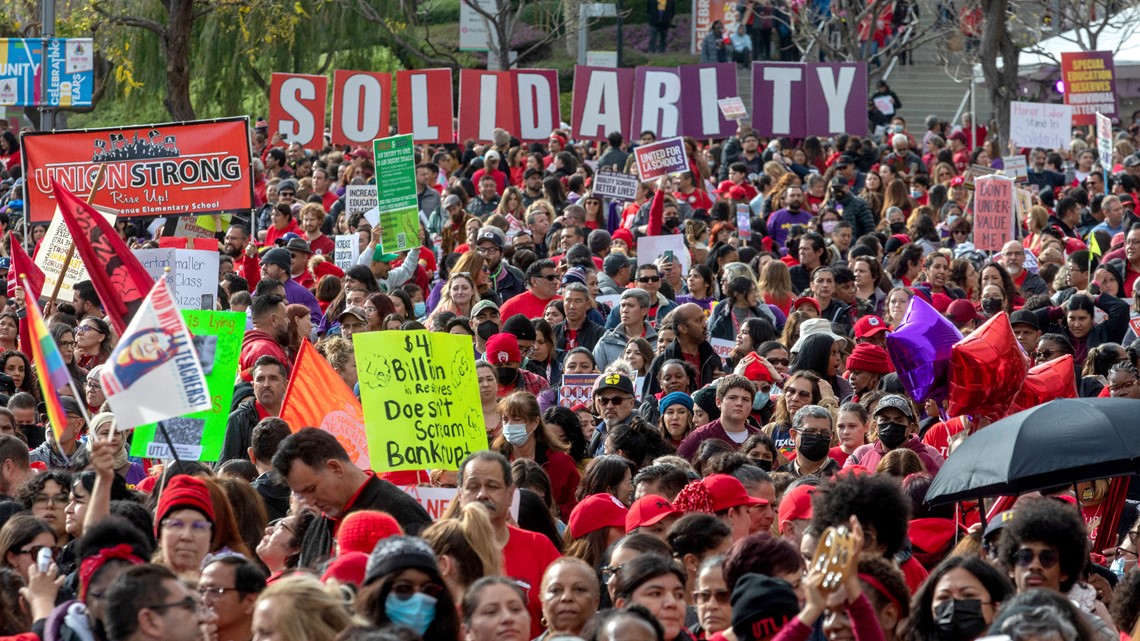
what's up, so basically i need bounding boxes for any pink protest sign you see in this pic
[634,137,689,180]
[973,176,1015,251]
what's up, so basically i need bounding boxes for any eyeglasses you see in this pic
[198,586,240,599]
[278,191,296,198]
[601,564,624,583]
[146,596,204,616]
[476,245,500,255]
[390,581,445,599]
[58,340,77,348]
[693,589,731,605]
[1012,547,1059,569]
[799,429,831,439]
[786,388,814,399]
[596,396,631,406]
[766,357,790,367]
[1033,349,1059,360]
[637,276,661,283]
[18,544,60,559]
[33,493,69,507]
[163,519,212,534]
[1110,380,1137,394]
[268,518,296,536]
[538,274,559,282]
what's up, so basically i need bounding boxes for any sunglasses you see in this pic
[595,396,631,406]
[766,357,790,366]
[1012,547,1059,569]
[637,276,661,283]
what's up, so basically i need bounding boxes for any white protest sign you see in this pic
[35,205,118,302]
[710,338,735,362]
[637,234,690,277]
[400,486,459,520]
[458,0,498,51]
[717,97,748,121]
[1097,112,1113,171]
[1009,101,1073,150]
[345,185,378,215]
[334,234,359,271]
[873,95,895,115]
[596,294,621,310]
[1002,155,1028,183]
[592,170,641,201]
[133,248,220,310]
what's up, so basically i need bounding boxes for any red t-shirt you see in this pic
[1125,263,1140,298]
[503,525,561,639]
[922,416,968,458]
[307,234,336,257]
[500,291,561,320]
[682,351,703,388]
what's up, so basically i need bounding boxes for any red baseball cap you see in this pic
[945,299,982,326]
[792,297,821,314]
[569,493,629,538]
[626,494,681,533]
[701,475,768,513]
[777,484,815,528]
[742,353,774,384]
[853,315,889,339]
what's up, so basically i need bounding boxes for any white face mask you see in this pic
[503,423,529,446]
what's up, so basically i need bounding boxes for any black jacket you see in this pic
[219,398,259,464]
[837,193,876,239]
[299,474,432,568]
[252,471,291,522]
[554,319,607,352]
[708,301,776,342]
[643,339,723,398]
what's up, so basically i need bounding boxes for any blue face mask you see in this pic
[413,302,427,318]
[385,592,437,636]
[753,389,770,411]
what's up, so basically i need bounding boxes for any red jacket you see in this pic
[240,330,290,381]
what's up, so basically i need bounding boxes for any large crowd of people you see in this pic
[0,108,1139,641]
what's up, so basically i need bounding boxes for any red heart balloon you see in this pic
[1009,354,1078,414]
[947,312,1029,418]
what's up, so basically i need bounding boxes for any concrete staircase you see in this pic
[734,10,994,135]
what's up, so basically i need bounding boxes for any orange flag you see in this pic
[280,340,370,470]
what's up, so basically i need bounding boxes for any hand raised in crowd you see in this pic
[20,559,64,622]
[90,437,119,481]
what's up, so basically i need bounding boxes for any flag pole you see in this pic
[45,164,106,313]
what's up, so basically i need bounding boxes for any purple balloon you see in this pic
[885,296,963,403]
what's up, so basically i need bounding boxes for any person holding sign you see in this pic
[271,427,432,567]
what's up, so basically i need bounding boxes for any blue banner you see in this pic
[0,38,93,107]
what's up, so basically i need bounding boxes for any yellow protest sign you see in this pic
[354,331,487,471]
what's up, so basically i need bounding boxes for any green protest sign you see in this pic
[355,331,487,472]
[372,134,420,254]
[129,310,243,461]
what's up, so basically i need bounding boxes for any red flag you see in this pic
[50,180,153,335]
[7,233,44,299]
[8,232,46,355]
[279,340,371,470]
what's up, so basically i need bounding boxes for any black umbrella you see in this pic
[926,397,1140,505]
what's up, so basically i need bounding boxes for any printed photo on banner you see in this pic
[101,279,211,431]
[130,310,242,461]
[356,331,486,472]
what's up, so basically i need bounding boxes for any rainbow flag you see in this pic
[22,276,76,442]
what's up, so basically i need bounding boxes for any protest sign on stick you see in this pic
[372,134,420,254]
[973,175,1015,252]
[356,331,487,472]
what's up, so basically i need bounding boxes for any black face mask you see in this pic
[495,366,518,386]
[981,298,1003,315]
[889,221,907,234]
[664,218,680,231]
[797,431,830,462]
[754,458,774,472]
[877,421,908,450]
[933,599,988,641]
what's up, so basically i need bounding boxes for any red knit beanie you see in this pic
[155,475,215,534]
[845,343,894,375]
[336,510,404,555]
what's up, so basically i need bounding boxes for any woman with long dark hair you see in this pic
[710,276,771,341]
[790,332,852,401]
